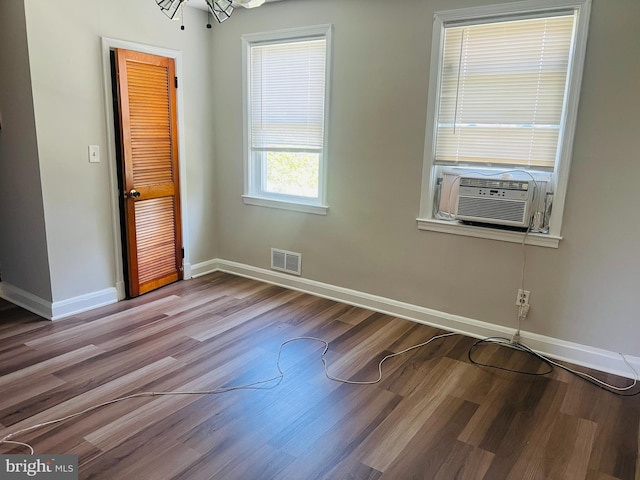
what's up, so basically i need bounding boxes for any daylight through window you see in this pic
[418,0,591,247]
[243,25,331,214]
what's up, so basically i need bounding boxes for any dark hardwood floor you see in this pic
[0,272,638,479]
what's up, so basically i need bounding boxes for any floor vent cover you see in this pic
[271,248,301,276]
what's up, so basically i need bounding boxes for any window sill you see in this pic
[416,218,561,248]
[242,195,329,215]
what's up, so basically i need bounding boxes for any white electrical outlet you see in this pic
[516,289,530,306]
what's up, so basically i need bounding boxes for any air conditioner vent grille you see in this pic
[457,196,526,223]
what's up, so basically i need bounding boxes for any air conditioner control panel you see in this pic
[459,186,531,201]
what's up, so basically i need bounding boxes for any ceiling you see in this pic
[187,0,212,10]
[188,0,284,11]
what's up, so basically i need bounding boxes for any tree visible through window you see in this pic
[242,25,332,213]
[265,152,319,198]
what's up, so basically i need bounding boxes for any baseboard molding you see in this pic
[0,282,118,321]
[4,262,637,379]
[190,259,221,278]
[0,282,53,319]
[50,287,119,320]
[206,258,639,380]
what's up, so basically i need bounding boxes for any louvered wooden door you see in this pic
[115,49,183,297]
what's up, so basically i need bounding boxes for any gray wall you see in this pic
[210,0,640,355]
[0,0,52,301]
[20,0,218,302]
[1,0,637,357]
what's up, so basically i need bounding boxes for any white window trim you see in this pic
[241,24,333,216]
[241,195,329,215]
[417,0,591,248]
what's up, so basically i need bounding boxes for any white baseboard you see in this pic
[4,262,637,379]
[190,259,221,278]
[51,287,119,320]
[205,258,640,380]
[0,282,53,319]
[0,282,118,321]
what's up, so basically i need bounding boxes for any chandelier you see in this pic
[156,0,265,26]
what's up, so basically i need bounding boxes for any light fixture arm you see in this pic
[155,0,266,27]
[234,0,266,8]
[206,0,234,23]
[155,0,185,20]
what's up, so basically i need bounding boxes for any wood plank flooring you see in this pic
[0,272,638,479]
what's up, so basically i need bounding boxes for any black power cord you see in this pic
[468,337,553,375]
[468,337,640,397]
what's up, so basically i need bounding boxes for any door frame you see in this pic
[101,37,191,300]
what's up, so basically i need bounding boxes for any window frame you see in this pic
[417,0,591,248]
[241,24,333,215]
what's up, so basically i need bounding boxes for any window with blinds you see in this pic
[250,38,326,153]
[243,25,331,212]
[418,0,591,244]
[435,13,576,169]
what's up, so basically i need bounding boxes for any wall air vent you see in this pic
[271,248,301,276]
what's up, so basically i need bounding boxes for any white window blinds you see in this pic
[250,37,327,152]
[435,13,576,169]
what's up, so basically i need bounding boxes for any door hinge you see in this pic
[181,247,184,259]
[175,76,178,88]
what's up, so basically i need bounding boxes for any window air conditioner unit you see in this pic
[455,176,535,228]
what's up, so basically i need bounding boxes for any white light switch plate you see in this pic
[89,145,100,163]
